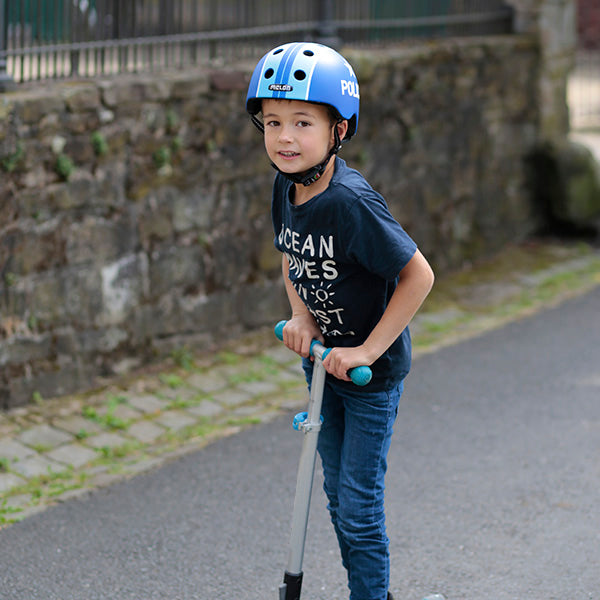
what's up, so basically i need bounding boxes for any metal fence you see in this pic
[0,0,514,85]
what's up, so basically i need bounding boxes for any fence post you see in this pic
[316,0,340,49]
[0,0,15,90]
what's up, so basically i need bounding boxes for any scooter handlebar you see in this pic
[274,320,372,387]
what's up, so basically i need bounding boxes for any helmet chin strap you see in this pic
[251,115,344,187]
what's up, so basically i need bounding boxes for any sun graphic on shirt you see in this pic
[310,282,335,308]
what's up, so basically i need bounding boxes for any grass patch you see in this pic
[159,373,185,389]
[226,356,282,385]
[0,501,24,526]
[82,395,131,430]
[96,441,143,460]
[216,351,241,366]
[412,242,600,353]
[3,468,89,508]
[171,347,195,371]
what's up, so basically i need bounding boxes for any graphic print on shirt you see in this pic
[278,224,356,338]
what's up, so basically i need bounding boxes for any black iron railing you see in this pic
[0,0,514,85]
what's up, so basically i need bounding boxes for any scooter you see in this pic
[274,320,447,600]
[274,320,371,600]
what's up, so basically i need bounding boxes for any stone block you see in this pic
[7,362,95,410]
[99,78,171,108]
[0,439,36,461]
[99,254,149,326]
[12,90,65,124]
[45,443,97,468]
[6,220,66,275]
[11,455,65,478]
[65,216,137,266]
[211,233,254,290]
[138,195,175,246]
[0,473,26,493]
[185,400,224,418]
[148,246,204,299]
[209,69,250,91]
[170,72,210,99]
[127,421,166,444]
[236,380,279,398]
[52,415,103,436]
[211,389,252,407]
[62,83,101,112]
[128,394,170,414]
[0,334,53,367]
[186,372,228,394]
[19,424,74,449]
[85,432,130,450]
[237,280,288,329]
[172,186,217,232]
[154,410,196,431]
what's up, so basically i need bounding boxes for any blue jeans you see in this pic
[304,361,403,600]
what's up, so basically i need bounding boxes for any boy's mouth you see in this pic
[279,151,299,158]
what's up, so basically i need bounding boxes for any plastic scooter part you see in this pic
[293,412,324,431]
[274,320,372,386]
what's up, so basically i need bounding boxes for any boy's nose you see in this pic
[278,124,294,142]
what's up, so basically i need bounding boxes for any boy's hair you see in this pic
[258,98,343,129]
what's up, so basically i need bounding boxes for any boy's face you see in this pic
[261,99,341,176]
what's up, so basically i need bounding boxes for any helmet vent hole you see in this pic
[264,68,274,78]
[273,48,284,55]
[303,50,314,57]
[294,70,306,81]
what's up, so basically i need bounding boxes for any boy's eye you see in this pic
[297,120,311,128]
[265,119,279,127]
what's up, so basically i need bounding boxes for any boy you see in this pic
[246,42,435,600]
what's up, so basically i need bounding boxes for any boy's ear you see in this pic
[336,119,349,141]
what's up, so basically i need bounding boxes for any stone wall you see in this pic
[1,35,546,409]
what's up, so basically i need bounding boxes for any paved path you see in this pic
[0,284,599,600]
[1,242,599,524]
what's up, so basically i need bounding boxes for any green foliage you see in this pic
[82,395,130,430]
[0,501,23,526]
[1,142,24,172]
[4,272,17,287]
[159,373,184,388]
[171,136,183,153]
[153,145,172,169]
[165,108,179,132]
[171,346,195,371]
[90,131,109,156]
[55,154,75,180]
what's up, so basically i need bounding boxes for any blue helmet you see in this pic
[246,41,360,140]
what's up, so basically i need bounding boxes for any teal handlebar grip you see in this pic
[274,320,287,342]
[274,320,372,386]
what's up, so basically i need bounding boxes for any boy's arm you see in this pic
[323,249,435,382]
[280,254,324,358]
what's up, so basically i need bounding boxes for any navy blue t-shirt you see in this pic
[272,157,417,391]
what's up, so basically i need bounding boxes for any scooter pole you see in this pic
[274,321,372,600]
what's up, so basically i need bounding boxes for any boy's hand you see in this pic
[323,345,374,382]
[282,314,324,358]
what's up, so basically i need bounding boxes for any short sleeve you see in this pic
[344,194,417,280]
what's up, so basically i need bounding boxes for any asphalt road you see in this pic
[1,287,599,600]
